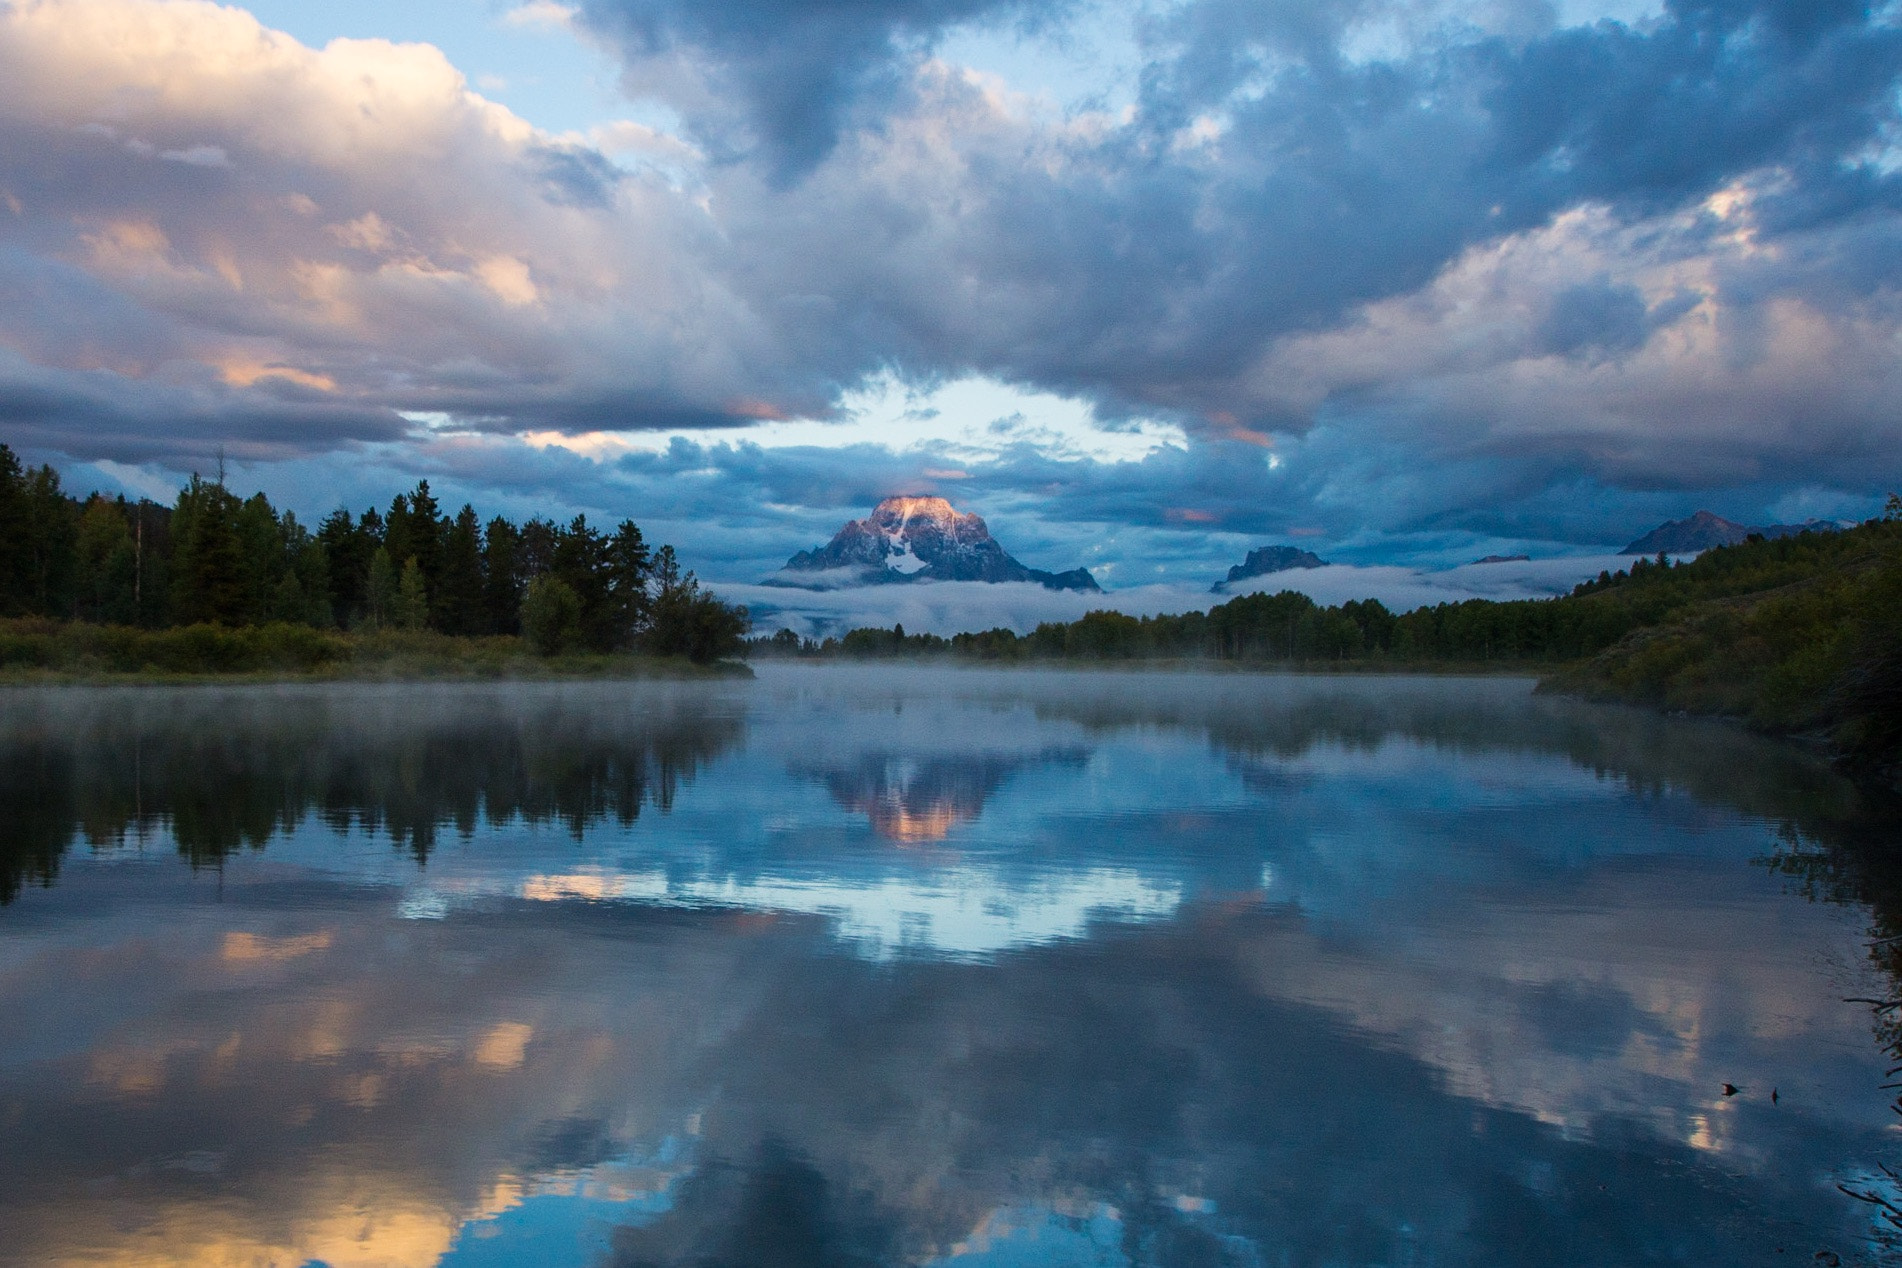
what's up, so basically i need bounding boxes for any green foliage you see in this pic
[758,517,1902,772]
[483,517,523,636]
[835,623,950,657]
[436,504,486,635]
[0,619,347,674]
[394,557,430,631]
[644,551,749,663]
[171,476,247,626]
[0,445,743,666]
[74,496,139,625]
[366,547,399,629]
[1547,518,1902,772]
[522,574,583,655]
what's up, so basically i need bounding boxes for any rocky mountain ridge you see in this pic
[1212,545,1329,593]
[1622,510,1845,554]
[769,497,1100,592]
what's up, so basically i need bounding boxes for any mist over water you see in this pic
[2,668,1900,1265]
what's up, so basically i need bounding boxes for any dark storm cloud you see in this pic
[5,0,1902,559]
[1481,0,1898,211]
[576,0,1047,178]
[713,0,1902,433]
[0,349,410,466]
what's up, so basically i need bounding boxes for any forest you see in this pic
[752,506,1902,776]
[0,444,748,664]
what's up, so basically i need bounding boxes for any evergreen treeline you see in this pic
[752,514,1898,666]
[0,445,746,662]
[751,507,1902,774]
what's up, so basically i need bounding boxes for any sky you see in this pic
[2,0,1901,615]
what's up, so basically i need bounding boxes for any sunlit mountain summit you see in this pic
[765,496,1100,591]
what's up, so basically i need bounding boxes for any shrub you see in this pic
[521,575,583,655]
[646,576,748,663]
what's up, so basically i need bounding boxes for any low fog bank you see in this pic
[724,555,1633,638]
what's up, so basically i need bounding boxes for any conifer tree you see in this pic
[318,508,375,626]
[172,477,247,626]
[75,497,138,625]
[366,547,398,629]
[606,519,652,646]
[482,517,523,636]
[394,557,429,631]
[437,505,485,635]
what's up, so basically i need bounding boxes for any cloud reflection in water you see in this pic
[0,669,1898,1266]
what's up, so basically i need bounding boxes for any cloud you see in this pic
[576,0,1047,179]
[725,552,1628,637]
[2,0,1901,561]
[0,0,831,461]
[504,2,578,30]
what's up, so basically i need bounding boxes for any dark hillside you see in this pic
[1547,508,1902,781]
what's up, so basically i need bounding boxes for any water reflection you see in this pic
[1,668,1899,1267]
[0,683,745,896]
[808,751,1087,843]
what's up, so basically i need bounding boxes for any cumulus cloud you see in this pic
[0,0,829,464]
[2,0,1901,562]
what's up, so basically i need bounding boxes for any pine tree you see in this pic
[394,557,429,631]
[75,496,137,624]
[18,463,77,618]
[234,492,287,623]
[436,505,485,634]
[318,507,376,626]
[385,480,444,599]
[553,515,611,649]
[482,517,522,636]
[366,547,399,629]
[606,519,652,647]
[172,477,247,626]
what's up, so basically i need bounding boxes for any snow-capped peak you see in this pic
[773,496,1101,592]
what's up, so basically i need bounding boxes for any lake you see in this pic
[2,667,1901,1267]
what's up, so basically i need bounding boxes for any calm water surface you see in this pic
[3,667,1902,1266]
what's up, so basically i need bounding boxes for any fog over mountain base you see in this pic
[729,555,1638,638]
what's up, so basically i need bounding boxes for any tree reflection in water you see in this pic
[1761,787,1902,1251]
[0,683,745,897]
[3,671,1902,1265]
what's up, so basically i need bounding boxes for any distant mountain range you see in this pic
[1211,545,1328,593]
[768,496,1100,591]
[1622,510,1845,554]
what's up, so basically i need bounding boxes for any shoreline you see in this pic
[0,656,753,687]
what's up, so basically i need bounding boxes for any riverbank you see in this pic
[1540,531,1901,786]
[0,619,750,683]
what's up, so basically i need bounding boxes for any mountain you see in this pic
[1622,510,1844,555]
[770,496,1101,592]
[1212,545,1328,593]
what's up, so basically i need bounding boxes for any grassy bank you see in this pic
[0,619,751,682]
[1542,513,1902,781]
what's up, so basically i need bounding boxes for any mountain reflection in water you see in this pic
[1,668,1900,1267]
[810,751,1087,843]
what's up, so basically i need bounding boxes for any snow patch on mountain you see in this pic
[768,496,1100,592]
